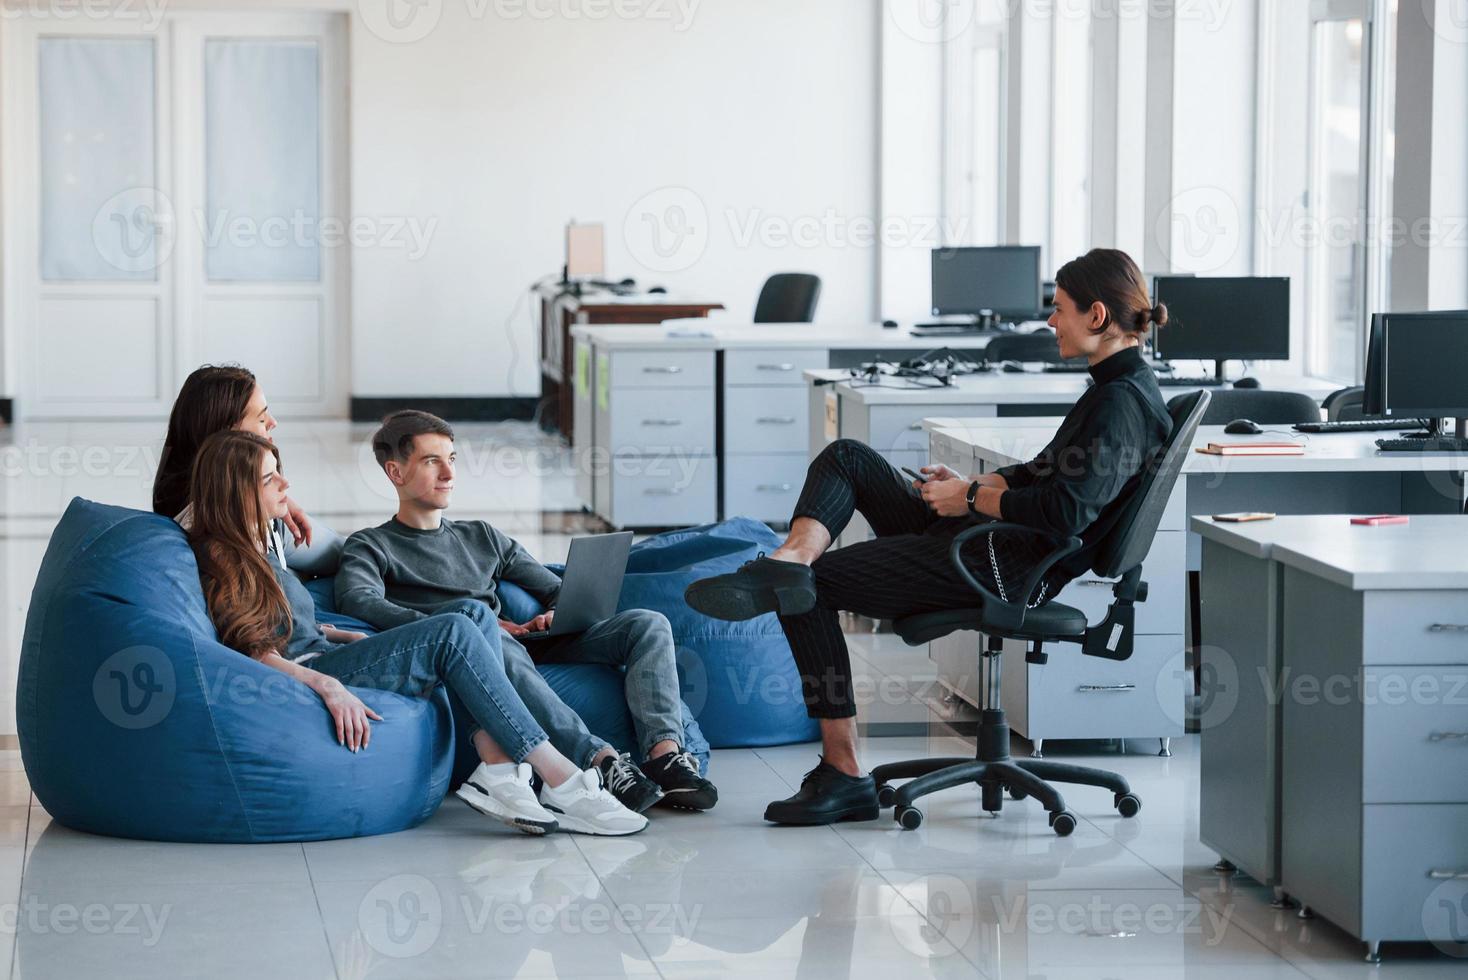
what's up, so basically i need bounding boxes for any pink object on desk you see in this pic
[1350,515,1409,526]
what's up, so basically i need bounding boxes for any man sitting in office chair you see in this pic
[685,248,1173,825]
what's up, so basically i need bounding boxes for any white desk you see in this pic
[1191,514,1468,961]
[929,419,1467,749]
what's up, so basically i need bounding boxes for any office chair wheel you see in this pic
[1114,793,1142,818]
[876,784,898,808]
[1007,788,1028,801]
[895,806,924,831]
[1049,811,1077,837]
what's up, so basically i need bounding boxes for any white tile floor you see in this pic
[2,420,1464,978]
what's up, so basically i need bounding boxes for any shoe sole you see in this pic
[655,788,718,811]
[684,581,816,621]
[545,809,649,836]
[455,785,558,836]
[763,804,880,826]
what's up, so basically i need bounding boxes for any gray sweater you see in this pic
[335,517,563,628]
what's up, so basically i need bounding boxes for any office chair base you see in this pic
[871,708,1141,836]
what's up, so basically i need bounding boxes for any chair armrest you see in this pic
[948,522,1083,633]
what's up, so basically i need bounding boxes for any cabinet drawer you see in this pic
[868,405,954,455]
[607,388,715,456]
[723,454,809,523]
[1363,666,1468,803]
[724,387,808,454]
[725,348,826,386]
[1021,635,1187,739]
[1053,531,1185,635]
[609,349,714,389]
[608,459,717,528]
[1362,591,1468,666]
[1361,804,1468,941]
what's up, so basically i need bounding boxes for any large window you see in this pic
[941,5,1007,246]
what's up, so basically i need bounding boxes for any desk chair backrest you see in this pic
[1324,385,1367,421]
[1090,390,1210,579]
[984,329,1064,365]
[753,273,821,323]
[1172,388,1319,426]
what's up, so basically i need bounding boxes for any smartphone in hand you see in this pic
[901,466,929,485]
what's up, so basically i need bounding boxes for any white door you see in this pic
[3,10,348,418]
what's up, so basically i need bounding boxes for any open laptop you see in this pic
[519,531,634,641]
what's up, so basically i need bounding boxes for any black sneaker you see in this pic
[684,554,817,621]
[645,750,719,811]
[764,758,879,826]
[598,752,664,813]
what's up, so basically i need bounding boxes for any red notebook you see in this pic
[1196,442,1305,456]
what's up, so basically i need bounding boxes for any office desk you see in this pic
[1191,514,1468,961]
[537,285,724,438]
[570,322,1021,528]
[929,420,1467,749]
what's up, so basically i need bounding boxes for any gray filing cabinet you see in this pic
[722,348,827,524]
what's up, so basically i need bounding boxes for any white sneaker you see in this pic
[539,768,649,836]
[455,762,559,835]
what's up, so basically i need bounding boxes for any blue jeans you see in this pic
[441,599,684,764]
[309,612,549,764]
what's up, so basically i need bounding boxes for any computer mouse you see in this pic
[647,286,668,294]
[1002,362,1026,373]
[1224,419,1264,435]
[619,277,637,287]
[882,319,899,329]
[1233,377,1261,389]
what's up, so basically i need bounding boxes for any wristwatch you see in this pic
[966,480,981,514]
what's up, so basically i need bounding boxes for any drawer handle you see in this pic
[643,488,683,496]
[1428,869,1468,880]
[642,365,684,374]
[756,416,797,425]
[757,363,795,372]
[1428,731,1468,742]
[641,419,683,427]
[1427,623,1468,632]
[1077,684,1136,693]
[755,483,794,492]
[907,422,924,430]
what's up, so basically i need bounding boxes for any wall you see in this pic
[349,0,879,399]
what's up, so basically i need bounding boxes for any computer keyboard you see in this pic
[910,324,1006,338]
[1375,436,1468,453]
[1295,418,1431,433]
[1155,376,1228,387]
[1042,364,1092,374]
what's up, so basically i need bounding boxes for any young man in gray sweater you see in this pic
[336,410,717,817]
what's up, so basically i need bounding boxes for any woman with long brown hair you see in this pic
[186,430,648,838]
[686,247,1174,825]
[155,364,341,575]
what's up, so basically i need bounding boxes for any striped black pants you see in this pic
[779,438,1051,719]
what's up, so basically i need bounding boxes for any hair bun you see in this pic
[1151,302,1169,327]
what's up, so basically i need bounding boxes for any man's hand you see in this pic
[317,678,382,752]
[918,463,964,483]
[921,477,973,517]
[282,496,313,548]
[320,624,368,644]
[499,618,530,638]
[520,611,555,634]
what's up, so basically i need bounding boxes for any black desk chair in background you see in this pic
[753,273,822,323]
[983,330,1063,365]
[1175,388,1320,427]
[1323,385,1367,422]
[872,391,1211,835]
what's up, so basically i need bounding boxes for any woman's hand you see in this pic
[282,496,314,548]
[921,477,974,517]
[499,618,530,638]
[521,611,555,634]
[317,677,382,752]
[918,463,964,483]
[320,624,368,644]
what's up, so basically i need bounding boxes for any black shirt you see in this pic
[994,346,1171,584]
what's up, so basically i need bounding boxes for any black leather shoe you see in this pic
[684,554,817,621]
[764,758,879,825]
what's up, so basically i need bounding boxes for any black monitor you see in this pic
[1153,277,1291,374]
[931,246,1042,319]
[1367,310,1468,420]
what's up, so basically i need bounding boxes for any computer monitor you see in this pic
[1152,276,1290,377]
[1367,310,1468,420]
[565,222,605,281]
[931,246,1042,319]
[1362,312,1386,417]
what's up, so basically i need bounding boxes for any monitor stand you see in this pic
[1212,359,1229,384]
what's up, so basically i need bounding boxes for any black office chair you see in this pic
[1172,389,1319,426]
[1323,385,1367,422]
[983,329,1066,365]
[871,390,1211,835]
[753,273,821,323]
